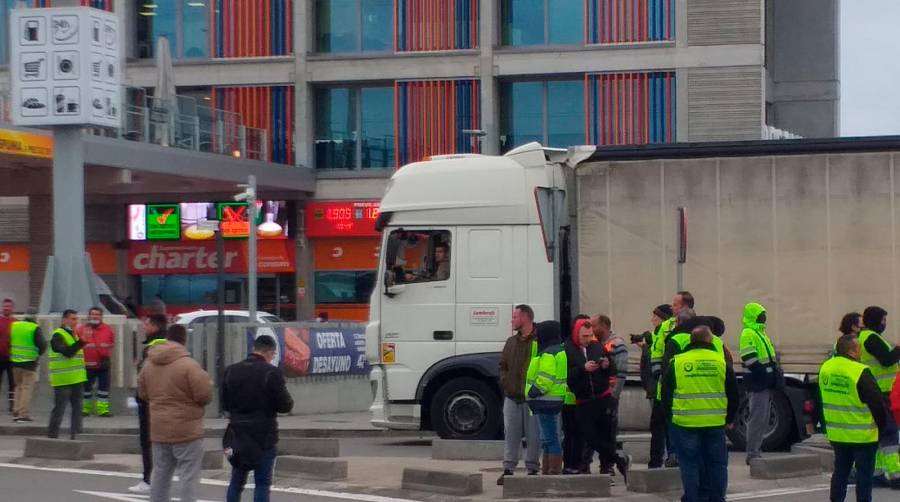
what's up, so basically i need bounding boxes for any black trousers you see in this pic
[831,443,877,502]
[561,405,584,470]
[0,357,15,413]
[47,383,82,439]
[650,399,670,465]
[575,397,619,471]
[138,397,152,483]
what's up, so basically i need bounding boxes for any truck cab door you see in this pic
[379,227,456,402]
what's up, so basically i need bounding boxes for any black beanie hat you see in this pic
[654,304,673,319]
[863,306,887,332]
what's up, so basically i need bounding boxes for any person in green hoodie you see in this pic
[525,320,568,475]
[738,302,780,465]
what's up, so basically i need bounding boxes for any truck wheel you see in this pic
[726,391,794,451]
[430,377,501,440]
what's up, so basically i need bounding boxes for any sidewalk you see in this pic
[0,410,427,438]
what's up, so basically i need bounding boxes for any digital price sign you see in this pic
[146,204,181,241]
[305,201,381,238]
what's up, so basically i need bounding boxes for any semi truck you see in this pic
[365,137,900,451]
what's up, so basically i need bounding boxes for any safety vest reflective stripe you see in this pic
[674,392,726,400]
[819,356,878,444]
[672,409,726,416]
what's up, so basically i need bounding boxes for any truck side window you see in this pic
[385,230,451,284]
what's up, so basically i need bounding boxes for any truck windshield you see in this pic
[384,229,451,286]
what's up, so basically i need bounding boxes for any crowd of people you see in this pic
[0,302,293,502]
[496,293,900,502]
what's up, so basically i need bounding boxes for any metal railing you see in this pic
[0,86,272,162]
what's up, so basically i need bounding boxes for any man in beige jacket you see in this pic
[138,325,212,502]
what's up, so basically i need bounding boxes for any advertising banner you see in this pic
[128,240,295,274]
[248,325,369,378]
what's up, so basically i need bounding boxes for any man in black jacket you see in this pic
[130,314,167,495]
[223,335,294,502]
[566,322,630,480]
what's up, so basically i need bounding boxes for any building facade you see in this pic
[0,0,840,320]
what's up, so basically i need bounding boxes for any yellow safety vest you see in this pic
[819,356,878,444]
[858,329,899,393]
[10,321,39,363]
[48,328,87,387]
[671,347,728,428]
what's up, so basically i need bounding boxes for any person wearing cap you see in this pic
[648,303,674,468]
[10,307,46,423]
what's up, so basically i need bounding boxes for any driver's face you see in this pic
[435,248,447,263]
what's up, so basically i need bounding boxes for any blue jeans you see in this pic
[671,425,728,502]
[536,412,562,455]
[831,443,877,502]
[226,447,277,502]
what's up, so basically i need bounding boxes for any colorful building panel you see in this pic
[587,0,675,44]
[212,86,295,165]
[586,71,675,145]
[395,0,479,51]
[213,0,292,57]
[395,79,480,166]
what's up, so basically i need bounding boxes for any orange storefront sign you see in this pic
[87,243,117,275]
[313,238,381,271]
[128,240,296,274]
[0,129,52,159]
[0,244,29,272]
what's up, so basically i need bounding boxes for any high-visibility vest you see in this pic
[147,337,167,347]
[819,356,879,444]
[858,329,899,393]
[650,318,675,368]
[671,347,728,428]
[656,332,725,400]
[10,321,39,363]
[525,344,568,403]
[48,328,87,387]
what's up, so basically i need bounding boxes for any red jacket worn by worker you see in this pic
[78,323,115,369]
[892,371,900,424]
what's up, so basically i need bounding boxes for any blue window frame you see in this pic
[316,0,392,53]
[501,0,584,46]
[500,79,584,152]
[315,86,395,169]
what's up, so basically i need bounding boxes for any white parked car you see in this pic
[173,310,283,365]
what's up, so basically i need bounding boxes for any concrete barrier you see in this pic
[503,474,611,499]
[432,439,505,460]
[791,445,835,471]
[401,468,483,496]
[275,455,348,481]
[622,442,651,464]
[202,450,224,470]
[277,437,340,458]
[626,467,682,493]
[78,434,141,454]
[750,454,822,479]
[24,438,94,460]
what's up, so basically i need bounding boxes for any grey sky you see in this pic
[840,0,900,136]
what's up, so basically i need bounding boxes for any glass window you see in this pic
[547,81,585,147]
[361,0,393,51]
[182,0,209,58]
[384,230,451,285]
[0,0,19,64]
[500,80,584,152]
[316,0,359,53]
[315,86,394,169]
[500,82,544,152]
[502,0,584,46]
[315,271,376,304]
[548,0,583,45]
[140,275,243,306]
[501,0,544,46]
[360,87,395,168]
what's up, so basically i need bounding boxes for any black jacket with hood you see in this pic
[565,320,616,404]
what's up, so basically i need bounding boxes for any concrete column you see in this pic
[114,0,135,59]
[294,0,314,168]
[478,0,498,155]
[295,204,314,321]
[28,195,52,309]
[39,128,98,313]
[676,0,688,48]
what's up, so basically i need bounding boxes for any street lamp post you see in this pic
[247,175,257,323]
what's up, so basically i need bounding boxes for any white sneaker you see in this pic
[128,481,150,494]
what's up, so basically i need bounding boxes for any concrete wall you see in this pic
[576,151,900,373]
[766,0,840,137]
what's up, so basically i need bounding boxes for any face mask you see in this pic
[756,312,767,324]
[89,319,101,326]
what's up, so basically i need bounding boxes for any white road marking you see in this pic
[74,490,217,502]
[726,484,830,500]
[0,463,423,502]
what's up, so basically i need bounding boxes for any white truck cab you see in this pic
[366,143,574,438]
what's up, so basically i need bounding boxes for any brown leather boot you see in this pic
[548,454,563,475]
[541,453,550,474]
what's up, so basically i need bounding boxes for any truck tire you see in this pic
[726,390,794,451]
[430,377,501,440]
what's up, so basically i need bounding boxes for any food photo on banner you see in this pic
[246,326,368,377]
